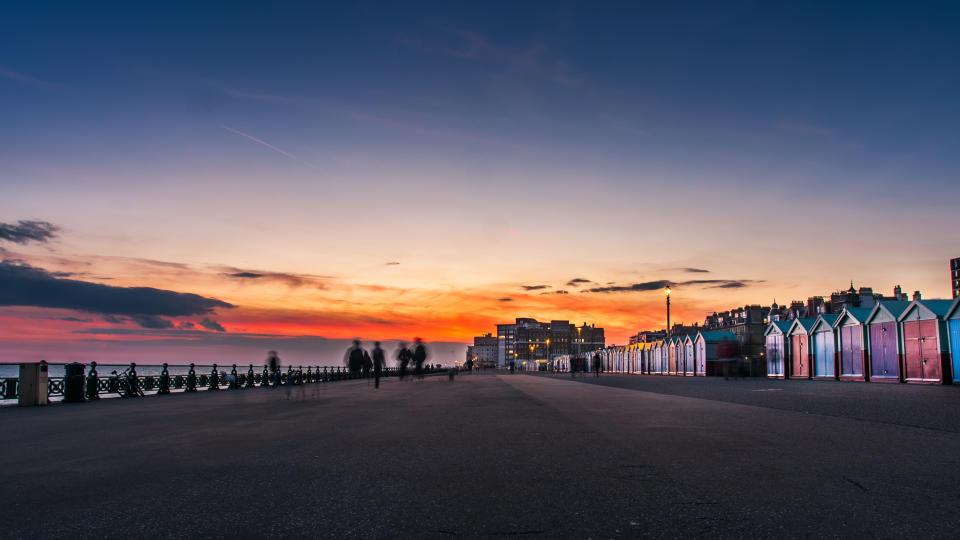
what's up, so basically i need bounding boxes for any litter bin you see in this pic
[19,361,49,406]
[63,362,86,403]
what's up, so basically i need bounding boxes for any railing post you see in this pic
[229,364,239,389]
[261,365,270,387]
[209,364,220,390]
[246,364,255,388]
[157,363,171,395]
[85,362,100,400]
[185,363,197,392]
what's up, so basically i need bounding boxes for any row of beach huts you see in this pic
[554,297,960,384]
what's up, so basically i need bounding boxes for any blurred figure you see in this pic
[345,340,364,376]
[594,355,602,378]
[413,338,427,380]
[396,342,411,381]
[509,359,515,374]
[372,341,385,389]
[267,351,281,387]
[362,349,372,379]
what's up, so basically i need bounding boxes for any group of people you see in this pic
[344,338,428,389]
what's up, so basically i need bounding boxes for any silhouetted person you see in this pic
[413,338,427,380]
[362,349,372,379]
[397,342,411,381]
[372,341,385,389]
[594,356,602,378]
[267,351,281,387]
[345,340,364,376]
[465,357,474,373]
[509,360,515,374]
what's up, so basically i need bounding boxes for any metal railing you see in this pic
[2,362,443,403]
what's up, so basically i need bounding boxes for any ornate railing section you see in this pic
[2,362,441,403]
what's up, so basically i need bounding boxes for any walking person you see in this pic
[413,337,427,380]
[397,342,411,381]
[594,354,602,378]
[267,351,281,387]
[345,340,364,377]
[362,349,372,380]
[372,341,385,390]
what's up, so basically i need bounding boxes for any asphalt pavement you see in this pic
[2,373,960,538]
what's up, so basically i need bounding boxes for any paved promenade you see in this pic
[3,373,960,538]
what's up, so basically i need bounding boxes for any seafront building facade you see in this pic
[489,318,604,369]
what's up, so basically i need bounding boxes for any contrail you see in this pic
[222,126,314,167]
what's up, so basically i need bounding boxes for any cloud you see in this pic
[566,278,591,287]
[0,67,54,88]
[585,280,672,293]
[130,315,175,329]
[497,297,513,302]
[522,285,549,291]
[177,321,196,329]
[584,278,759,293]
[683,268,710,273]
[59,316,92,322]
[0,260,234,316]
[0,220,59,244]
[221,267,326,288]
[199,317,226,332]
[385,262,400,266]
[227,272,264,278]
[541,290,569,295]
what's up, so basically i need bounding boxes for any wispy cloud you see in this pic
[566,278,591,287]
[585,279,760,293]
[521,284,549,291]
[222,126,315,167]
[0,66,54,88]
[497,297,513,302]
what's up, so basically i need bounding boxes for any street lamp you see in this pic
[546,338,551,371]
[665,286,671,337]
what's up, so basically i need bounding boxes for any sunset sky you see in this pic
[1,2,958,365]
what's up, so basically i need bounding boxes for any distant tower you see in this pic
[951,258,960,299]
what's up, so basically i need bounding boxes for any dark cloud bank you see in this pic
[0,260,234,323]
[585,279,759,293]
[0,220,59,245]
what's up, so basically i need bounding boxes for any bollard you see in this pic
[246,365,255,388]
[186,363,198,392]
[261,365,270,387]
[209,364,220,390]
[229,364,239,389]
[63,362,86,403]
[157,363,171,395]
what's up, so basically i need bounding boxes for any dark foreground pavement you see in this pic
[3,374,960,538]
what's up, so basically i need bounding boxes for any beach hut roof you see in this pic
[764,320,792,336]
[810,313,840,333]
[898,299,956,322]
[864,300,912,325]
[945,297,960,320]
[787,317,817,335]
[695,331,737,343]
[832,307,873,327]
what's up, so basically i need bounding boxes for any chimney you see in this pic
[894,284,902,299]
[913,290,922,301]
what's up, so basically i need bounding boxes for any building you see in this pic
[469,333,498,368]
[952,257,960,298]
[703,304,768,359]
[497,318,604,368]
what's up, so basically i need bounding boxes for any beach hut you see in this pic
[786,318,816,379]
[764,321,792,379]
[655,340,667,374]
[832,308,872,381]
[810,314,839,379]
[945,297,960,384]
[694,331,738,376]
[897,299,954,384]
[666,338,677,375]
[865,301,911,382]
[683,335,696,376]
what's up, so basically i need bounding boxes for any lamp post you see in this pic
[546,338,551,372]
[665,286,672,337]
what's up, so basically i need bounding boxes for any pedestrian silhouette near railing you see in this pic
[267,351,280,387]
[372,341,385,390]
[362,349,372,380]
[345,340,365,377]
[413,338,427,380]
[396,342,411,381]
